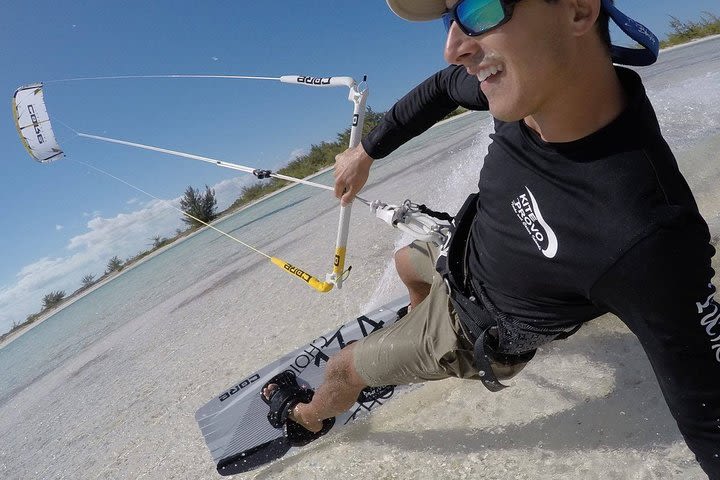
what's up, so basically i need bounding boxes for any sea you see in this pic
[0,37,718,480]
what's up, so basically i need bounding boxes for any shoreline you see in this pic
[661,33,720,52]
[0,37,717,478]
[3,34,717,350]
[0,156,340,350]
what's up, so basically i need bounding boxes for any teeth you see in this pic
[477,64,503,82]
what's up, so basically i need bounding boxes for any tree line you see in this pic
[6,9,718,340]
[661,12,720,48]
[1,107,394,340]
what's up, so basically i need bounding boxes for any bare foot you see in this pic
[262,383,323,433]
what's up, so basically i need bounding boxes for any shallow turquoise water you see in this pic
[0,38,718,479]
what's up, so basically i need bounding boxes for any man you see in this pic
[263,0,720,477]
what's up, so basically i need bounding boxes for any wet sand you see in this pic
[0,39,718,480]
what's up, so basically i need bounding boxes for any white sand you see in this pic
[0,39,718,480]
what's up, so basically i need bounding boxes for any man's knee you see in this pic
[395,245,433,309]
[395,246,427,286]
[394,246,413,283]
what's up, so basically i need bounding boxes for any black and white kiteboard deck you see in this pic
[195,296,409,476]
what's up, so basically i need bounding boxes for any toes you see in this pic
[262,383,277,400]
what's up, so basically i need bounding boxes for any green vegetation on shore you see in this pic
[4,13,719,342]
[661,12,720,48]
[229,106,468,210]
[226,107,386,210]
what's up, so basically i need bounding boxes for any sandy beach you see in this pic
[0,38,718,480]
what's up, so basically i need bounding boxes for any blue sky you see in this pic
[1,0,718,333]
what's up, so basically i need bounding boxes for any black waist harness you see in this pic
[435,193,579,392]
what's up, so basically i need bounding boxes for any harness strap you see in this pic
[437,192,542,392]
[473,276,581,353]
[435,193,510,391]
[442,287,512,392]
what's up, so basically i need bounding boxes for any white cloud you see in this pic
[55,225,64,231]
[0,253,103,330]
[0,200,181,332]
[67,199,181,253]
[288,147,308,161]
[0,175,256,334]
[211,176,254,210]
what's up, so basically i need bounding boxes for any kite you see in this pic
[12,84,64,163]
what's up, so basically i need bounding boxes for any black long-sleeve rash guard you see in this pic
[363,65,720,478]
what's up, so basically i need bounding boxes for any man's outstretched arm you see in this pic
[334,65,487,204]
[592,221,720,479]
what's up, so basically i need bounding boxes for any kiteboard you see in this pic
[195,296,410,475]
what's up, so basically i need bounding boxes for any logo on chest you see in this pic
[511,187,558,259]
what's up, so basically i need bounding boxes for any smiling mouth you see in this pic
[475,64,504,82]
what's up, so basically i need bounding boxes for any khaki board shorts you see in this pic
[353,242,525,387]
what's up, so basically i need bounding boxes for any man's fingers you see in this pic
[341,185,356,206]
[334,173,350,199]
[334,181,344,199]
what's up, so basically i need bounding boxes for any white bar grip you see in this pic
[327,80,369,289]
[279,75,356,88]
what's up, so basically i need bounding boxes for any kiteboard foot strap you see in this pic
[261,371,335,446]
[285,416,335,447]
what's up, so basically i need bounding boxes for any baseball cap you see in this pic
[385,0,659,66]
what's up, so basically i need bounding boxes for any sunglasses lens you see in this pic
[456,0,506,35]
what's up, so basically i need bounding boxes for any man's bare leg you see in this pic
[262,245,429,432]
[394,245,431,309]
[262,343,367,432]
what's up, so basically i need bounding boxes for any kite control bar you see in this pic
[258,74,369,291]
[325,76,368,290]
[273,74,370,290]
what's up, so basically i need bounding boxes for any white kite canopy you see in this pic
[13,84,64,163]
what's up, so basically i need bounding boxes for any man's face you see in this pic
[444,0,574,122]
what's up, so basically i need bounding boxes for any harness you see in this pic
[435,193,579,392]
[370,193,581,391]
